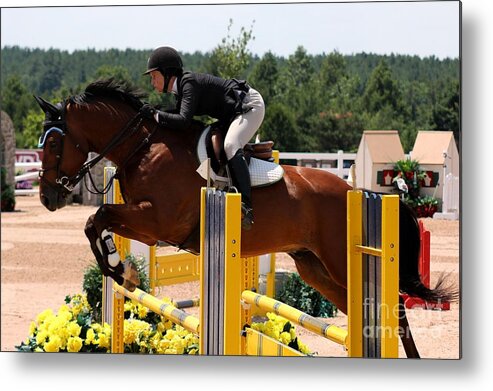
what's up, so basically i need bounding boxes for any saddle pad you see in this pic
[196,126,284,188]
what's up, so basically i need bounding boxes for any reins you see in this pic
[84,119,160,196]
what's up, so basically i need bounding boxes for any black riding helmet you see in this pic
[143,46,183,77]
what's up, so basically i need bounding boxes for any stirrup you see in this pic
[241,203,254,231]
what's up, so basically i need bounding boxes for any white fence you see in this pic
[14,162,41,196]
[434,173,460,220]
[279,150,356,179]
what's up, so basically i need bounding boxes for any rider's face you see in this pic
[150,70,165,93]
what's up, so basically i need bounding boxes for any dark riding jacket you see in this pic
[155,71,250,130]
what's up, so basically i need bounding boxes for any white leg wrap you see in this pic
[101,229,121,268]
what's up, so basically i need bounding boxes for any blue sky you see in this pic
[1,1,460,59]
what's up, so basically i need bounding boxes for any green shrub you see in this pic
[275,273,338,318]
[82,253,151,323]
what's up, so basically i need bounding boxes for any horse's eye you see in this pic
[49,140,58,150]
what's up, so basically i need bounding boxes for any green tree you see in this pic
[432,78,460,149]
[248,51,279,105]
[38,49,64,94]
[260,102,306,151]
[362,59,406,115]
[21,110,45,148]
[319,51,348,89]
[277,46,314,97]
[2,75,33,141]
[207,19,255,79]
[92,65,132,83]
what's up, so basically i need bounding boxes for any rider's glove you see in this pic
[140,104,157,119]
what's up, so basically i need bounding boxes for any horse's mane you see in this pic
[69,78,147,110]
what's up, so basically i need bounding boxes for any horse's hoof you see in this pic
[241,206,254,231]
[241,217,253,231]
[122,278,138,292]
[121,259,140,289]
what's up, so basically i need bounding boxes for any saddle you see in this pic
[196,124,284,188]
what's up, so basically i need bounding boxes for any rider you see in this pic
[140,46,265,230]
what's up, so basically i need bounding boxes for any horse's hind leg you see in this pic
[399,295,420,358]
[289,251,420,358]
[288,250,348,314]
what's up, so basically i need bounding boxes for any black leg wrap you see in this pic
[228,149,254,230]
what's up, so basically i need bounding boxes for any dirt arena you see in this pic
[1,194,460,358]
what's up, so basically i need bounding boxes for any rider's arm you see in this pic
[154,80,198,130]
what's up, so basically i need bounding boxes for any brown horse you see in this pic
[35,78,456,358]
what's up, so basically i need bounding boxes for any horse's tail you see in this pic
[398,200,459,303]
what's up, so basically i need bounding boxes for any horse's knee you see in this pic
[95,204,110,221]
[84,215,98,239]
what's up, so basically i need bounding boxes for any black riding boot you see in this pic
[228,149,254,230]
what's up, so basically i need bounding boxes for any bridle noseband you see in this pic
[38,100,77,194]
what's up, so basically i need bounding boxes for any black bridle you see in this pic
[38,100,157,197]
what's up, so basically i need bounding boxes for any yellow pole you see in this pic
[346,190,363,357]
[102,167,126,353]
[113,284,200,334]
[242,291,348,346]
[149,244,157,295]
[223,192,243,355]
[199,187,207,354]
[380,195,400,358]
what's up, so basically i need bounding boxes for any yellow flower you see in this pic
[67,321,82,337]
[123,319,151,345]
[102,323,111,335]
[67,337,83,352]
[124,301,135,313]
[298,341,311,355]
[29,321,36,336]
[36,309,54,324]
[280,331,292,346]
[85,328,96,345]
[36,330,48,345]
[137,304,148,319]
[44,336,62,352]
[267,312,277,321]
[97,333,110,349]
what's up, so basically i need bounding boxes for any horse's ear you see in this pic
[34,95,60,117]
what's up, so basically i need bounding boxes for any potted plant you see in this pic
[393,159,426,200]
[415,196,439,218]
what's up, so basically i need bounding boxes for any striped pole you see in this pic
[242,290,348,346]
[113,284,200,334]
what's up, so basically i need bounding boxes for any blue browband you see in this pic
[38,126,64,148]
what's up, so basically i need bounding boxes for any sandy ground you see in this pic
[1,194,460,358]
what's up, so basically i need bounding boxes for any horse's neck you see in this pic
[74,102,202,169]
[74,103,145,166]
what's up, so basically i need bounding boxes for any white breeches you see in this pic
[224,88,265,160]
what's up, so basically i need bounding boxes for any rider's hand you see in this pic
[140,104,157,119]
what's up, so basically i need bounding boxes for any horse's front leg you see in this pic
[84,201,159,291]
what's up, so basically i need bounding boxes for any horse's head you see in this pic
[35,96,89,211]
